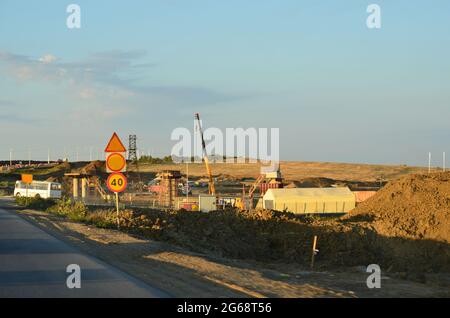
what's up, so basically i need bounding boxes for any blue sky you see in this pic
[1,1,449,165]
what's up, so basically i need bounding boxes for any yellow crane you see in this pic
[195,113,216,195]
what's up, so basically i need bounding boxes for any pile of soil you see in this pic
[116,208,324,263]
[115,209,388,273]
[332,172,450,276]
[292,177,336,188]
[346,172,450,243]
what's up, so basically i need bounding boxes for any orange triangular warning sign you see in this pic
[104,132,127,153]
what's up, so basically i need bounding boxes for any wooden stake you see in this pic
[443,152,446,172]
[428,152,432,173]
[310,235,318,270]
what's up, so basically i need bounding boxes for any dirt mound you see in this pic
[347,172,450,244]
[44,191,450,278]
[291,177,336,188]
[117,208,320,263]
[80,160,105,174]
[141,173,450,275]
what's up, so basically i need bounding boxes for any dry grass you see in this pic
[132,161,428,182]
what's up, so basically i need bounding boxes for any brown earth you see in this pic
[49,202,445,282]
[328,172,450,277]
[104,172,450,279]
[3,162,449,291]
[346,172,450,244]
[19,170,445,281]
[14,207,450,297]
[135,161,428,183]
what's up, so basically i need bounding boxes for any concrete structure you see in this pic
[157,170,181,208]
[81,178,88,198]
[73,177,79,198]
[65,173,107,201]
[262,187,355,214]
[65,173,89,199]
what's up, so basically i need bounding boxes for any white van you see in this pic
[14,181,62,199]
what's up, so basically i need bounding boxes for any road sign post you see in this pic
[21,174,33,199]
[107,172,127,229]
[105,133,128,229]
[115,192,120,229]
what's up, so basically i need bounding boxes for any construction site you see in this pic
[1,114,386,213]
[2,0,450,303]
[0,114,449,298]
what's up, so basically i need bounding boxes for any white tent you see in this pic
[263,187,355,214]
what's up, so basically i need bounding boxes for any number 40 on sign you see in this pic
[106,173,127,193]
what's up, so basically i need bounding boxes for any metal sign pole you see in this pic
[105,133,128,231]
[115,192,120,230]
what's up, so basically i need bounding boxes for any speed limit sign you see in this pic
[106,172,127,193]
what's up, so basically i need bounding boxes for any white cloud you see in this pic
[0,50,244,162]
[0,50,239,122]
[39,54,57,64]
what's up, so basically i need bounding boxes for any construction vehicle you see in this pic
[246,168,283,209]
[233,184,246,210]
[248,174,265,200]
[195,113,216,195]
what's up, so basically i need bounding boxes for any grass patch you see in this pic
[15,196,57,210]
[18,197,118,229]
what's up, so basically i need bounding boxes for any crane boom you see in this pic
[195,113,216,195]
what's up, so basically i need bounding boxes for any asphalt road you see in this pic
[0,198,169,298]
